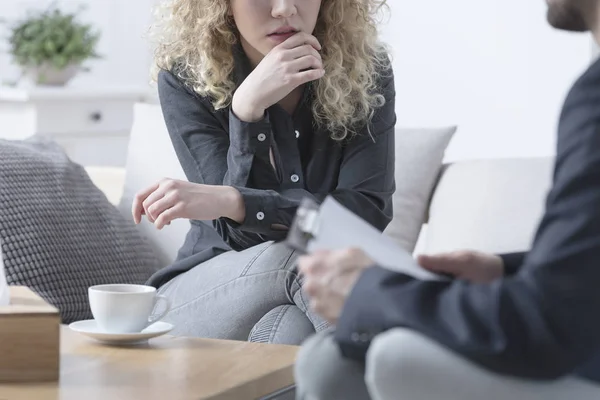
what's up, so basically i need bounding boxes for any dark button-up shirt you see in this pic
[336,56,600,383]
[147,45,397,288]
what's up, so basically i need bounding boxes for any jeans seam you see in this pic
[269,304,294,343]
[296,283,311,313]
[282,250,297,271]
[239,241,276,277]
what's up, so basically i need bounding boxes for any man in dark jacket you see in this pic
[294,1,600,399]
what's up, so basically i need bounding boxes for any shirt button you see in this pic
[351,333,360,342]
[257,133,267,142]
[295,130,300,138]
[256,212,265,221]
[360,333,371,342]
[291,174,299,183]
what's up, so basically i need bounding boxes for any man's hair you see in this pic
[149,0,391,140]
[547,0,590,32]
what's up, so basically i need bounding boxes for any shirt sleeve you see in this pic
[158,68,277,235]
[158,66,396,236]
[334,114,600,380]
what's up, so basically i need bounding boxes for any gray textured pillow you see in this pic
[0,137,160,323]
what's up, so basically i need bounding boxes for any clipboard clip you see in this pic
[284,197,321,254]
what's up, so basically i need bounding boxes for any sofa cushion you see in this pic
[118,103,190,268]
[384,126,456,252]
[0,137,161,323]
[423,157,554,254]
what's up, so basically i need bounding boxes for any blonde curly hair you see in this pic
[150,0,391,140]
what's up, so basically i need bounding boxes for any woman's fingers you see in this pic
[154,204,183,230]
[132,182,160,224]
[142,189,167,223]
[284,44,322,63]
[147,194,177,225]
[279,31,321,51]
[292,68,326,86]
[288,54,323,73]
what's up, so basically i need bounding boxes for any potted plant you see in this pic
[3,3,101,86]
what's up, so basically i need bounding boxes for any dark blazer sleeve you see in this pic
[335,63,600,380]
[157,67,396,235]
[499,252,527,276]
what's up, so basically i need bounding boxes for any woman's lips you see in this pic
[267,30,298,43]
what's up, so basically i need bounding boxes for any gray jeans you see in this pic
[295,329,600,400]
[156,241,329,344]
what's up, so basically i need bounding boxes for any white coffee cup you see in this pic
[88,284,170,334]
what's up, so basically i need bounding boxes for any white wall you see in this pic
[0,0,157,88]
[380,1,593,161]
[1,0,594,161]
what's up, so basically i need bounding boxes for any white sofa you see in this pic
[85,103,554,263]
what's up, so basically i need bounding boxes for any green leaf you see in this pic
[5,3,100,67]
[44,40,56,54]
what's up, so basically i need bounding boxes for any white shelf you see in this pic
[0,85,153,102]
[0,84,146,167]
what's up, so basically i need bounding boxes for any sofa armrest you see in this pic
[85,166,126,206]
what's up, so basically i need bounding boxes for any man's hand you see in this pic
[418,250,504,283]
[298,248,374,324]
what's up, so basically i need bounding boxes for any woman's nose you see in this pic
[271,0,297,19]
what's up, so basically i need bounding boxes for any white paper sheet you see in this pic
[0,238,9,306]
[306,197,444,281]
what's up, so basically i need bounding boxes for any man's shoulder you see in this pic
[558,58,600,141]
[564,58,600,106]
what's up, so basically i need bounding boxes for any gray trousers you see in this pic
[295,329,600,400]
[156,241,329,344]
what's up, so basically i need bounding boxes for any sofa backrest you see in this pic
[120,102,458,266]
[119,101,554,268]
[117,103,190,269]
[421,157,555,255]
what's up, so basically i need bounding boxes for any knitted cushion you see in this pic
[0,137,160,323]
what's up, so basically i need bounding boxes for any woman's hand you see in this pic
[131,179,245,229]
[232,32,325,122]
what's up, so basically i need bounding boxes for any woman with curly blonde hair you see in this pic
[133,0,396,344]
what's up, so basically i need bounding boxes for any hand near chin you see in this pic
[131,179,242,230]
[232,31,325,122]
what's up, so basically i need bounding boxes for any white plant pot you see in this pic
[20,63,81,86]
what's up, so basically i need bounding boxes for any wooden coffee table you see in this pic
[0,325,299,400]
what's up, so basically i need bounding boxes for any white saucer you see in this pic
[68,320,174,345]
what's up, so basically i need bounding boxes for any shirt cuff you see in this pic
[334,265,399,361]
[228,109,273,154]
[222,186,277,233]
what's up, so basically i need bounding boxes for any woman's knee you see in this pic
[248,305,314,345]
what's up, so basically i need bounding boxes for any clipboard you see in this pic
[284,196,447,281]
